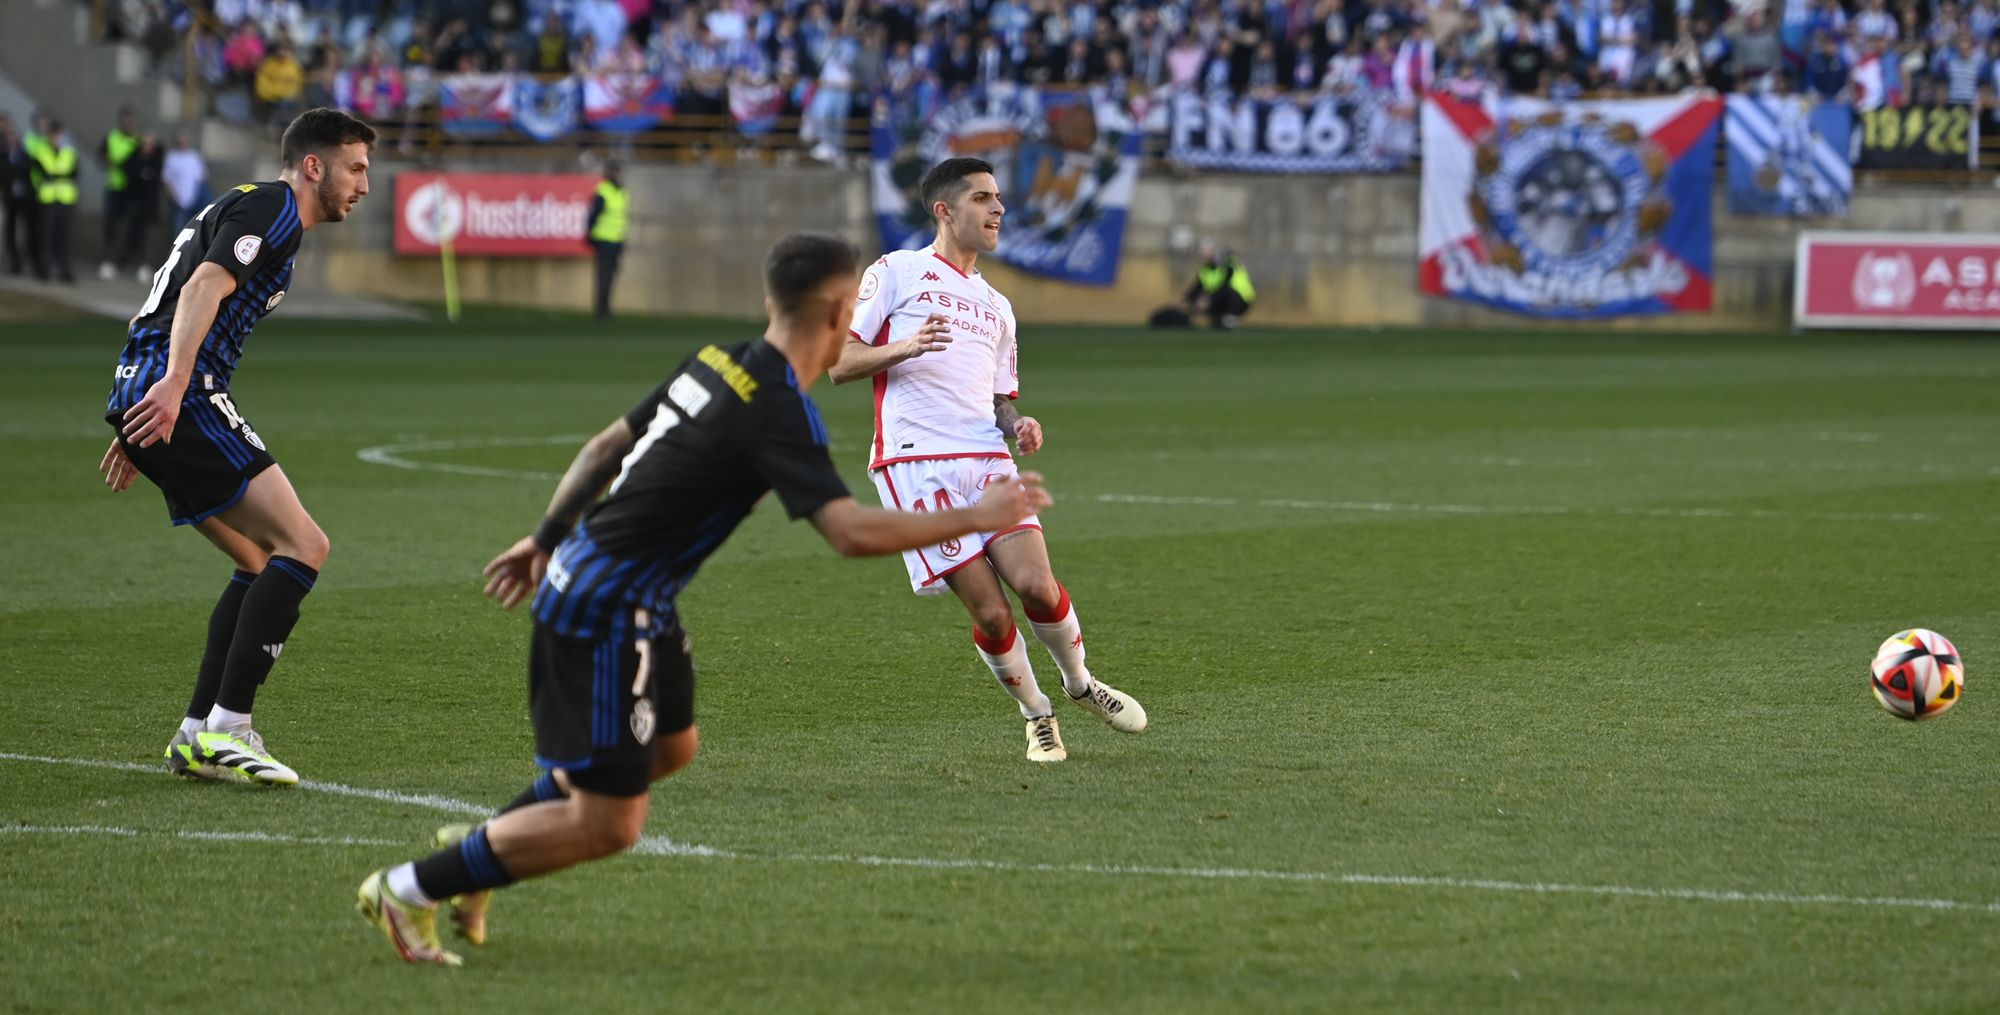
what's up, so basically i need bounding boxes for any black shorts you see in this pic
[107,390,275,526]
[528,612,696,797]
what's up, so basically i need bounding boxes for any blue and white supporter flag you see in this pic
[1725,95,1853,218]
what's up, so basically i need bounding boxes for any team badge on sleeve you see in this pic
[234,236,263,265]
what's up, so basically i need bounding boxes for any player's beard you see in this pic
[315,174,347,223]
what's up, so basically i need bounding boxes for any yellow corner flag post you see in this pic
[440,231,461,323]
[434,184,461,323]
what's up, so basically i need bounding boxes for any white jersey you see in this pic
[849,246,1020,470]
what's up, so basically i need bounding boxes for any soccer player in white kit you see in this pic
[829,157,1147,762]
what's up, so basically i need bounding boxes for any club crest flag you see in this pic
[583,73,675,133]
[1419,92,1723,318]
[871,83,1141,286]
[1725,95,1852,217]
[513,76,581,142]
[439,73,515,135]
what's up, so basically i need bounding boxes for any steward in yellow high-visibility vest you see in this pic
[1182,241,1255,330]
[586,162,628,321]
[34,119,78,282]
[100,105,141,279]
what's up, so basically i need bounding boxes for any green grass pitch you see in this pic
[3,310,1997,1012]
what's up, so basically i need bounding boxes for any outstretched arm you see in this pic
[828,313,953,384]
[808,473,1052,557]
[482,416,638,608]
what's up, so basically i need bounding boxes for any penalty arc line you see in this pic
[4,753,1998,915]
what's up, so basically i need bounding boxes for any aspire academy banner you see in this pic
[1419,92,1723,318]
[870,83,1141,286]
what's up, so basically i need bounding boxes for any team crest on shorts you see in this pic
[630,697,656,745]
[242,428,267,451]
[265,290,286,312]
[939,538,962,559]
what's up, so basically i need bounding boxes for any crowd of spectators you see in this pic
[99,0,2000,155]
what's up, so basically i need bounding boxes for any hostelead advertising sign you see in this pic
[393,173,596,257]
[1794,232,2000,330]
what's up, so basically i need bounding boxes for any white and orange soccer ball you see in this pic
[1870,629,1965,721]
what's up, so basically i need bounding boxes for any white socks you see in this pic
[974,626,1052,720]
[205,706,251,732]
[178,717,204,737]
[1027,591,1093,698]
[386,862,436,909]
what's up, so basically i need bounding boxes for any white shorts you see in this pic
[870,456,1042,596]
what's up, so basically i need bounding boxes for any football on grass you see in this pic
[1871,629,1964,721]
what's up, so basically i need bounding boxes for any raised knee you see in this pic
[970,608,1015,641]
[295,527,330,569]
[583,805,647,857]
[1018,579,1064,619]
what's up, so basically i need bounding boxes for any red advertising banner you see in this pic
[1795,232,2000,330]
[393,172,596,257]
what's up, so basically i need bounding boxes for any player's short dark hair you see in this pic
[920,157,995,218]
[764,232,861,316]
[279,108,377,168]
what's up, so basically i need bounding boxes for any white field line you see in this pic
[2,824,400,847]
[4,753,1997,916]
[351,436,1987,525]
[355,435,853,482]
[0,752,488,817]
[354,435,581,481]
[1094,493,1944,525]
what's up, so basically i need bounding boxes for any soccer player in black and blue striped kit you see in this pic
[98,108,375,786]
[355,233,1052,966]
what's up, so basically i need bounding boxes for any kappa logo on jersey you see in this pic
[234,235,262,265]
[265,290,286,312]
[922,272,941,281]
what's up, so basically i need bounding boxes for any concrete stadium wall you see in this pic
[302,158,2000,330]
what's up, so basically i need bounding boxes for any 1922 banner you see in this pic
[1166,92,1415,172]
[1419,92,1723,318]
[1853,104,1978,170]
[871,83,1141,285]
[1794,232,2000,329]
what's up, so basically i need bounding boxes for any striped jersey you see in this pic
[530,339,852,641]
[848,246,1020,470]
[107,182,303,412]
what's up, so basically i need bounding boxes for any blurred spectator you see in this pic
[224,20,267,83]
[0,113,28,277]
[1935,31,1989,104]
[1730,7,1783,92]
[162,130,208,229]
[1805,29,1850,97]
[115,134,165,282]
[257,41,308,120]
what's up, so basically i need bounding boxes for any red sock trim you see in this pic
[971,625,1018,655]
[1024,583,1071,625]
